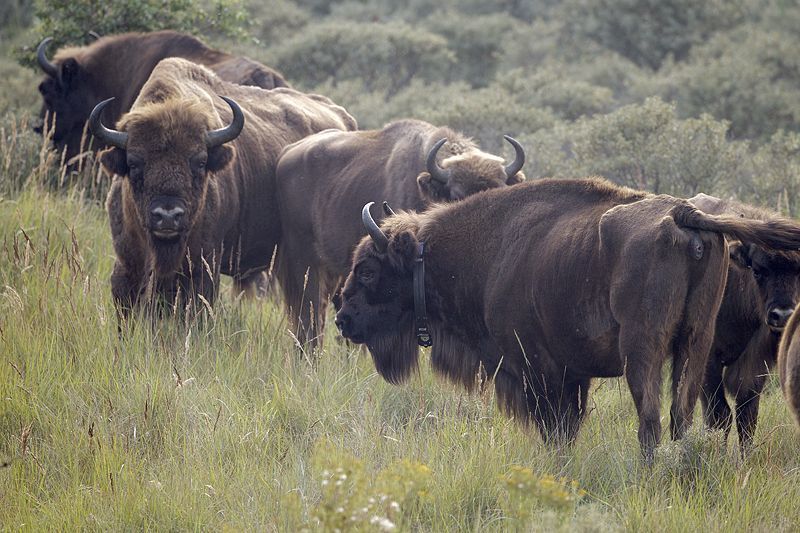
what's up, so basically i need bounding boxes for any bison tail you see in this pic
[671,202,800,251]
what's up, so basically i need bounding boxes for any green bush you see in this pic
[245,0,310,45]
[19,0,249,66]
[658,29,800,140]
[562,0,744,69]
[425,13,520,87]
[270,21,455,97]
[523,97,749,196]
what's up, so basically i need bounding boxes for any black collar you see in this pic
[414,241,432,347]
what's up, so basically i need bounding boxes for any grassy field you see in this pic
[2,152,800,531]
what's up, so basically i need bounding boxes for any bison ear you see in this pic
[388,230,418,271]
[729,241,753,269]
[60,58,82,88]
[416,172,448,201]
[207,144,234,173]
[506,170,526,185]
[99,147,128,177]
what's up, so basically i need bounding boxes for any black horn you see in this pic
[87,31,101,41]
[88,98,128,149]
[426,138,452,183]
[382,201,396,217]
[206,96,245,148]
[503,135,525,178]
[362,202,388,252]
[36,37,58,78]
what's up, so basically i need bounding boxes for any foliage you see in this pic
[660,29,800,140]
[245,0,310,45]
[523,98,749,197]
[0,0,34,31]
[18,0,249,66]
[425,13,520,88]
[270,21,455,97]
[562,0,745,70]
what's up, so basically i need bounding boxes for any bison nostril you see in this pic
[335,313,349,331]
[768,307,794,327]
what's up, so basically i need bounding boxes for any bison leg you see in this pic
[110,260,149,324]
[277,248,326,350]
[669,333,716,441]
[233,271,272,299]
[525,371,590,446]
[724,348,770,454]
[620,335,664,464]
[700,354,733,437]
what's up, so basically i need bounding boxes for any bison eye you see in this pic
[358,269,376,285]
[752,269,764,281]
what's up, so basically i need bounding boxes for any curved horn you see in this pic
[36,37,58,78]
[87,31,101,41]
[503,135,526,178]
[426,138,452,183]
[206,96,245,148]
[88,98,128,149]
[362,202,388,252]
[382,201,396,217]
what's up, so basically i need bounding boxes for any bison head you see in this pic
[416,135,525,202]
[335,202,420,383]
[34,38,98,159]
[91,95,244,272]
[730,241,800,332]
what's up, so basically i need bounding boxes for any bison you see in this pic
[91,57,355,319]
[35,30,289,165]
[778,302,800,428]
[335,178,800,460]
[689,193,800,451]
[274,119,525,347]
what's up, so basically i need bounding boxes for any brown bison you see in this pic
[91,58,355,318]
[335,178,800,460]
[35,30,289,164]
[778,302,800,428]
[274,119,526,347]
[690,193,800,451]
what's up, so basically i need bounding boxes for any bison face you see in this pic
[91,97,243,273]
[36,60,97,156]
[336,207,420,383]
[730,241,800,332]
[416,136,526,203]
[34,39,97,160]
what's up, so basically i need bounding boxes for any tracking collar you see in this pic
[413,241,432,347]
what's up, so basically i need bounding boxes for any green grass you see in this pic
[1,181,800,531]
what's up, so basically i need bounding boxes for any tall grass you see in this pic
[1,156,800,530]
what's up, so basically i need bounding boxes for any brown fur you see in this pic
[778,306,800,428]
[274,120,526,347]
[37,30,289,163]
[336,178,800,460]
[688,193,800,451]
[102,58,355,320]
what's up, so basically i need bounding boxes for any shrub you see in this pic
[562,0,745,69]
[19,0,249,66]
[658,29,800,140]
[425,13,520,87]
[522,97,749,196]
[270,21,454,97]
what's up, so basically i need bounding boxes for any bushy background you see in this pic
[3,1,800,531]
[2,0,800,210]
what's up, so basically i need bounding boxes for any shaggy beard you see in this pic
[151,235,189,277]
[367,316,419,385]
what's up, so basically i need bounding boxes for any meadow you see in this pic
[4,0,800,529]
[2,129,800,532]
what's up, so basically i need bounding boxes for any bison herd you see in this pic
[34,30,800,462]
